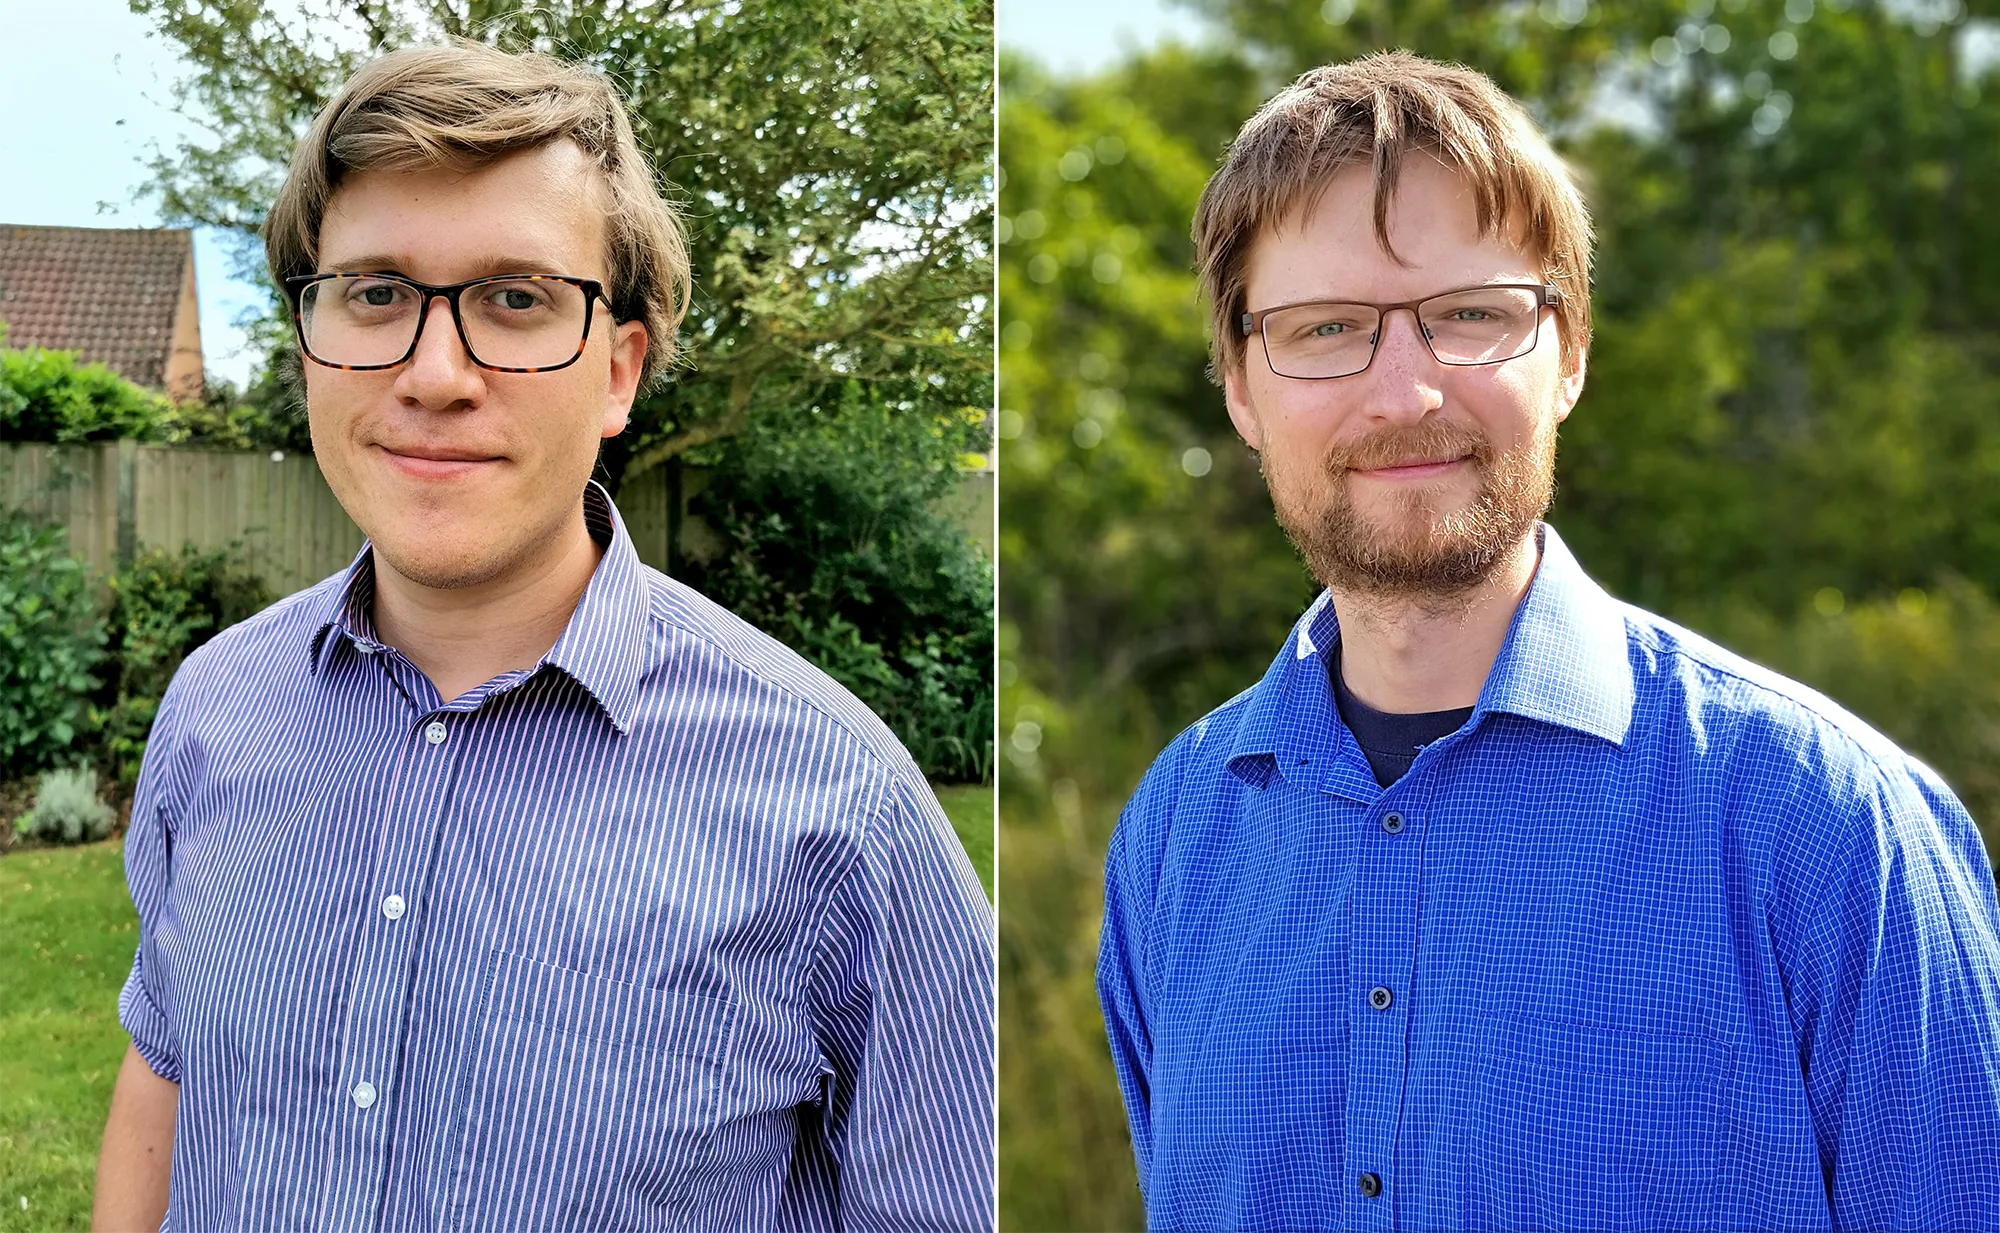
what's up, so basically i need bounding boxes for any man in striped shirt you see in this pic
[92,43,994,1232]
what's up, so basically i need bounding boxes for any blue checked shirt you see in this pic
[1098,524,2000,1232]
[119,484,995,1232]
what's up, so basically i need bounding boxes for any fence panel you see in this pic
[2,442,365,596]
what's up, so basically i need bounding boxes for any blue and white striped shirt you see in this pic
[1099,524,2000,1232]
[120,483,995,1231]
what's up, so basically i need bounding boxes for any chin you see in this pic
[369,521,522,591]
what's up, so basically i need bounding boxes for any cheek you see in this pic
[1458,366,1558,444]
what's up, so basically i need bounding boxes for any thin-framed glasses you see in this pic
[1241,283,1563,380]
[284,273,615,373]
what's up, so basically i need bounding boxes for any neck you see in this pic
[1331,531,1540,714]
[370,503,603,705]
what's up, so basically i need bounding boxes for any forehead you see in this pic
[1243,155,1540,306]
[317,140,607,279]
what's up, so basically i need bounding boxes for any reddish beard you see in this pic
[1264,415,1556,598]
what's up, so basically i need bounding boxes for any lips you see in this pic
[374,442,505,480]
[1353,455,1470,479]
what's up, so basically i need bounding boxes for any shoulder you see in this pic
[635,563,927,789]
[156,570,347,715]
[1619,603,1947,804]
[1614,603,1989,894]
[1107,684,1261,889]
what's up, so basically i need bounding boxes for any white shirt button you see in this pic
[381,894,406,921]
[354,642,377,655]
[351,1081,377,1109]
[424,721,448,746]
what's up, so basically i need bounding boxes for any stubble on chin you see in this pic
[1265,414,1557,605]
[363,481,580,593]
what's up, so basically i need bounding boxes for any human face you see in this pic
[1222,156,1586,598]
[306,141,647,591]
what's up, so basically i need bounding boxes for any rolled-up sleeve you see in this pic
[118,676,197,1084]
[805,767,995,1231]
[1773,762,2000,1230]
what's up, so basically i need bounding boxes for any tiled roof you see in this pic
[0,224,194,389]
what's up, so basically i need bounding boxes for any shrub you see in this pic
[682,383,994,782]
[13,766,114,845]
[0,344,183,444]
[0,509,105,779]
[95,543,271,786]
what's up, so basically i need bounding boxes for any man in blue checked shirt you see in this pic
[1097,50,2000,1233]
[91,42,994,1232]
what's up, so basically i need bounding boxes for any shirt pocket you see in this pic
[1464,1012,1724,1232]
[447,950,740,1232]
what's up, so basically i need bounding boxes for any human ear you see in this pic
[601,319,648,439]
[1222,363,1265,452]
[1553,339,1587,425]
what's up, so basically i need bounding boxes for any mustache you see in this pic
[1323,420,1492,473]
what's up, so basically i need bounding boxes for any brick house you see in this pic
[0,224,204,402]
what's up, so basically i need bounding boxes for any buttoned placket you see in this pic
[314,647,471,1233]
[1329,733,1443,1231]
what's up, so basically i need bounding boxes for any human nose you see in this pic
[393,293,485,409]
[1359,306,1444,422]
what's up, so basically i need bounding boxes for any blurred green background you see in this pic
[996,1,2000,1228]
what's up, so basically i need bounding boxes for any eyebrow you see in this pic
[316,254,580,279]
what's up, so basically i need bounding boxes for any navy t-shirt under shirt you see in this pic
[1329,645,1473,787]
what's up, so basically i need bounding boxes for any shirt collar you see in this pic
[309,481,651,733]
[1226,522,1634,787]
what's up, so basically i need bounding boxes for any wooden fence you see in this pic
[0,442,994,597]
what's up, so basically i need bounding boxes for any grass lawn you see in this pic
[0,782,992,1228]
[933,780,995,902]
[0,841,135,1232]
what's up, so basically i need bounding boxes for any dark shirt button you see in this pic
[1369,986,1393,1011]
[1380,811,1405,834]
[1359,1172,1382,1198]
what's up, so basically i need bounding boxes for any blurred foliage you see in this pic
[92,544,273,788]
[683,383,994,782]
[999,2,2000,1227]
[0,511,105,781]
[127,0,992,487]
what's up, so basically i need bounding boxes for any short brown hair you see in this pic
[1193,50,1592,380]
[265,40,691,385]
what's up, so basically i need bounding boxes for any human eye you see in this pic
[342,277,415,311]
[1279,306,1370,346]
[1430,288,1534,325]
[481,280,556,314]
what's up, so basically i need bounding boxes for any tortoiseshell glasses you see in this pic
[284,273,616,373]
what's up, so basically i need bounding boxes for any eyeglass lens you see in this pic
[1260,286,1547,379]
[297,276,590,369]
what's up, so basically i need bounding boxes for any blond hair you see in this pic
[265,40,690,385]
[1193,50,1592,380]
